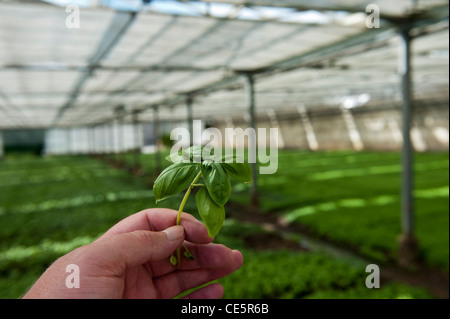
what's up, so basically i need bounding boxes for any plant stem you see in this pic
[176,170,202,226]
[173,170,202,267]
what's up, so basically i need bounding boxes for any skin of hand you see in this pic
[23,208,243,299]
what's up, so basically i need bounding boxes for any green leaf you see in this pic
[153,163,199,203]
[165,153,184,164]
[184,145,206,163]
[195,187,225,237]
[166,148,191,164]
[222,162,252,183]
[176,145,218,163]
[201,162,231,206]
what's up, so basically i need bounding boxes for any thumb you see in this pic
[92,226,185,268]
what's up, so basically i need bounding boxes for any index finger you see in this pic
[100,208,213,244]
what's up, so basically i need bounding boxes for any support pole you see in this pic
[245,73,259,208]
[109,120,115,159]
[398,25,418,266]
[119,117,125,163]
[186,96,194,146]
[153,106,162,175]
[88,125,95,155]
[132,110,141,173]
[103,123,109,156]
[115,105,126,166]
[66,128,71,155]
[0,131,4,159]
[96,124,102,155]
[93,125,98,155]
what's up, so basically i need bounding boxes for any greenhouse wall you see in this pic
[44,124,144,155]
[40,103,450,155]
[212,103,449,152]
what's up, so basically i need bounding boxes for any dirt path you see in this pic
[227,201,449,299]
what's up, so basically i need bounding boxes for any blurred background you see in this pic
[0,0,448,299]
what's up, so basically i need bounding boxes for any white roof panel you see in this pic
[0,1,447,129]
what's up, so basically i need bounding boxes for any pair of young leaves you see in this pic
[153,146,252,237]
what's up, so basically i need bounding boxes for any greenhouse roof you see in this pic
[0,0,448,129]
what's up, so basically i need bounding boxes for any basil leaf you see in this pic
[183,145,204,163]
[153,163,199,203]
[201,162,231,206]
[165,153,189,164]
[181,145,218,163]
[195,186,225,237]
[222,162,252,183]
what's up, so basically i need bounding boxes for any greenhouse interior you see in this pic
[0,0,449,300]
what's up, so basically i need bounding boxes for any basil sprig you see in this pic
[154,146,252,239]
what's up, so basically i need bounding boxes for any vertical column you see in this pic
[186,96,194,146]
[119,118,124,156]
[93,125,98,154]
[245,73,259,208]
[66,128,71,155]
[110,119,116,159]
[83,126,89,154]
[96,124,101,155]
[115,105,126,164]
[153,106,162,175]
[103,123,109,155]
[398,25,418,266]
[132,110,141,171]
[0,131,4,159]
[106,121,113,155]
[101,123,106,155]
[88,125,94,155]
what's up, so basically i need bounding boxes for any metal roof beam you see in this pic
[0,88,31,127]
[201,0,423,15]
[193,0,366,12]
[91,15,447,125]
[52,11,137,126]
[198,0,448,22]
[0,63,227,73]
[250,11,449,78]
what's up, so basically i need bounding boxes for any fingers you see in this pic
[92,208,244,299]
[150,242,241,277]
[181,283,224,299]
[100,208,212,245]
[154,249,243,299]
[86,227,185,270]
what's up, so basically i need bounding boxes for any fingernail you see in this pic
[163,225,184,241]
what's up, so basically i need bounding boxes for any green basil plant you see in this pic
[153,146,252,267]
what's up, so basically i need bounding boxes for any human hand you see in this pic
[23,208,243,299]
